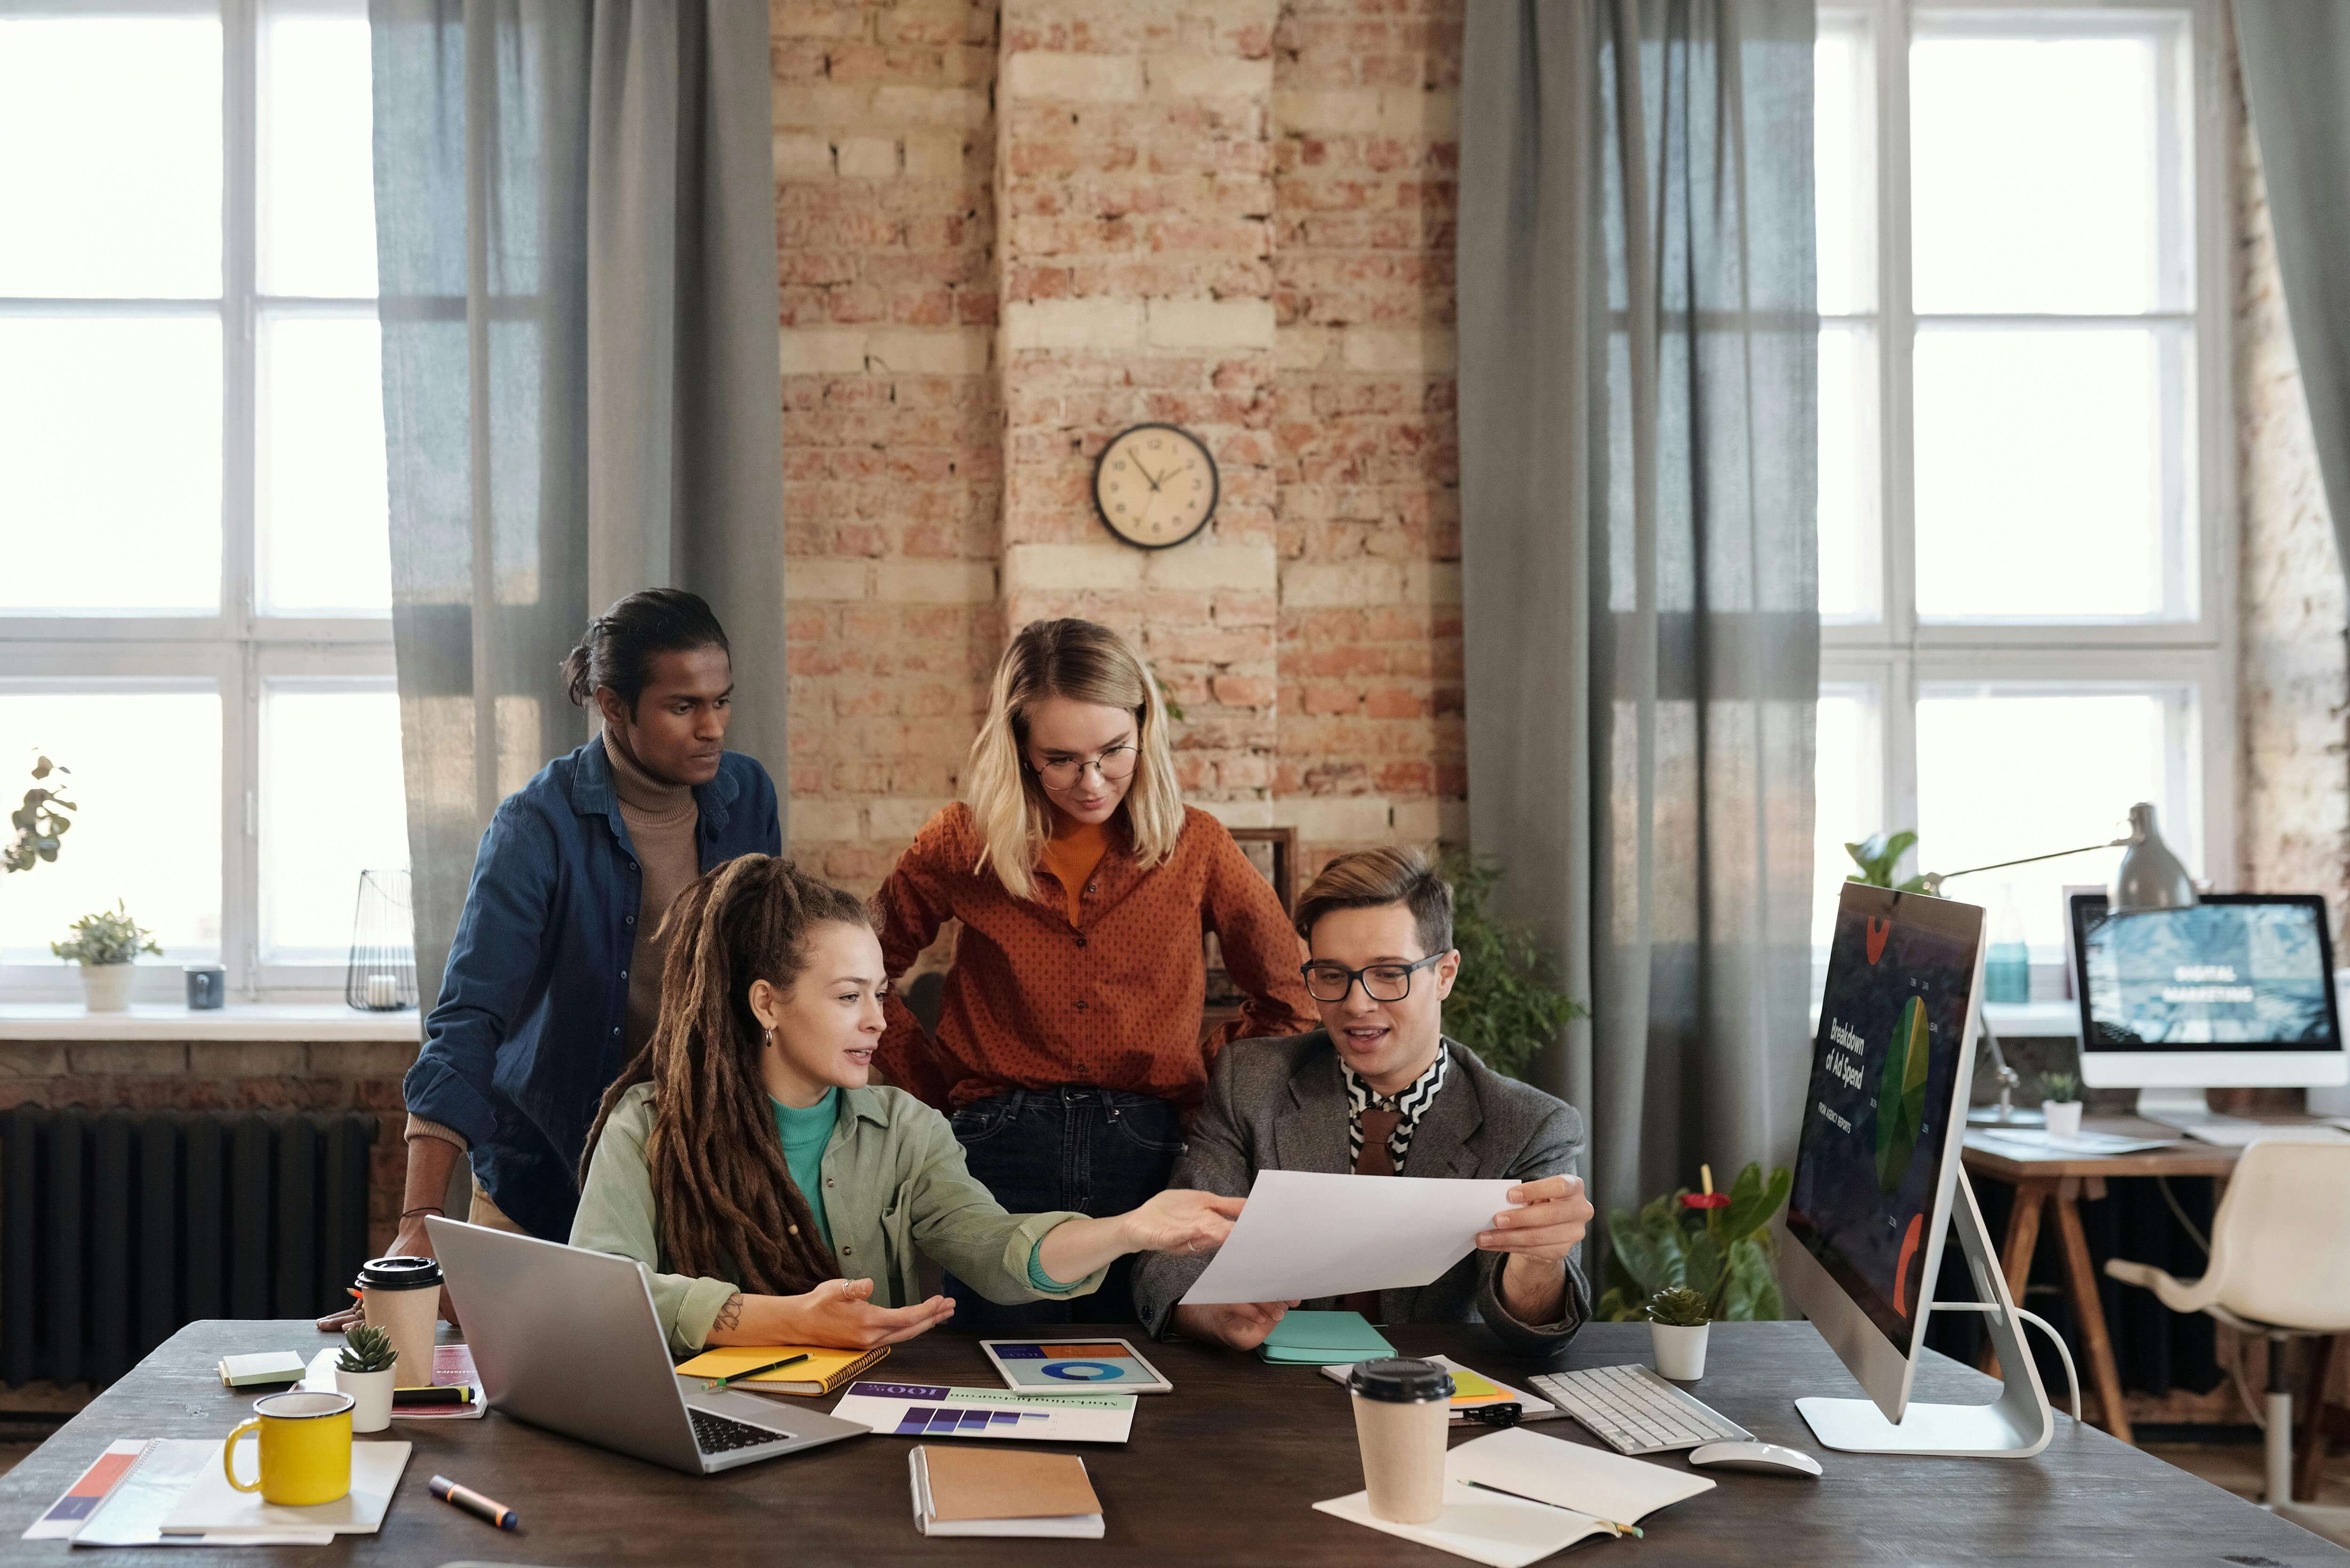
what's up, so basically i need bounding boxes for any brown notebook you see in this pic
[912,1445,1104,1537]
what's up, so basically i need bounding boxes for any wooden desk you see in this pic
[5,1319,2343,1566]
[1961,1116,2249,1444]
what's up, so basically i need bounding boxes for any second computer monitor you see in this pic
[2070,891,2347,1092]
[1782,882,1985,1424]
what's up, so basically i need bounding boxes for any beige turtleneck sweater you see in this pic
[405,731,701,1159]
[602,729,702,1058]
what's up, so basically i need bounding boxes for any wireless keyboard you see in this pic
[1528,1363,1753,1455]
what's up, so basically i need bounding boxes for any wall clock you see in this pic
[1091,423,1219,550]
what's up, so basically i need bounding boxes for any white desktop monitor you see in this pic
[1782,882,1986,1425]
[2068,892,2349,1099]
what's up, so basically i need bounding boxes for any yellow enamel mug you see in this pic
[221,1390,353,1506]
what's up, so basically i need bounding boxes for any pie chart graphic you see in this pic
[1039,1361,1121,1382]
[1874,995,1930,1194]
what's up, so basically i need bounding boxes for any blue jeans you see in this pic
[945,1087,1186,1329]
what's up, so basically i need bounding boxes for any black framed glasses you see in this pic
[1030,744,1139,792]
[1299,952,1446,1004]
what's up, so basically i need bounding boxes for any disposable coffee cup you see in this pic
[1348,1357,1454,1523]
[358,1255,443,1389]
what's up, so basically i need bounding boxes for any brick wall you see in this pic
[777,0,1468,889]
[0,1041,411,1253]
[2232,48,2350,938]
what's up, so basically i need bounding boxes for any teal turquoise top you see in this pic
[771,1090,839,1248]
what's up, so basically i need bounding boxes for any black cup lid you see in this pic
[357,1255,442,1290]
[1347,1357,1454,1404]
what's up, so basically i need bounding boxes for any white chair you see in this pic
[2105,1138,2350,1545]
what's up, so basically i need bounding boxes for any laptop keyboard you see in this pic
[1528,1363,1753,1455]
[691,1407,785,1455]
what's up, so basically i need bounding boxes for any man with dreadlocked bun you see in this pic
[571,855,1246,1352]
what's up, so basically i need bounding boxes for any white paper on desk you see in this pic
[302,1344,485,1418]
[1968,1129,2176,1155]
[1180,1169,1518,1305]
[1446,1427,1714,1523]
[64,1439,337,1548]
[1314,1481,1604,1567]
[159,1440,410,1537]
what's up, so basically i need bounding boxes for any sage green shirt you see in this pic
[571,1081,1103,1354]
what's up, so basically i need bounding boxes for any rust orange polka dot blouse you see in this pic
[872,804,1316,1111]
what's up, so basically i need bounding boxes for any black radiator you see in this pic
[0,1108,377,1388]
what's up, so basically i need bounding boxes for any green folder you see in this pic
[1257,1311,1396,1365]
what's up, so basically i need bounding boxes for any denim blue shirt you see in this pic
[402,737,780,1240]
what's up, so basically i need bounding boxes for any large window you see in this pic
[1811,1,2233,987]
[0,0,402,1000]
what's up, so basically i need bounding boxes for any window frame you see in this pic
[1820,0,2239,974]
[0,0,392,1003]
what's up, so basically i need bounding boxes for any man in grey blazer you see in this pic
[1134,848,1594,1358]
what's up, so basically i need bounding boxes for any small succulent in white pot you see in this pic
[1646,1285,1713,1381]
[335,1323,399,1432]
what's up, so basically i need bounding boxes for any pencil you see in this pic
[705,1352,810,1391]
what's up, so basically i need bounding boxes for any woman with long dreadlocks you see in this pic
[570,855,1245,1352]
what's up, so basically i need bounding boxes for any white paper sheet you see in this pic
[160,1441,410,1537]
[1179,1169,1518,1305]
[1313,1482,1602,1567]
[1445,1427,1713,1523]
[64,1440,338,1548]
[830,1382,1135,1444]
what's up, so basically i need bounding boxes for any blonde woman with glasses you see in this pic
[872,618,1315,1329]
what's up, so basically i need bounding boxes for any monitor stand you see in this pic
[2130,1086,2259,1140]
[1797,1171,2055,1458]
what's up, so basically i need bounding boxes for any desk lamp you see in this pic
[1919,803,2198,1127]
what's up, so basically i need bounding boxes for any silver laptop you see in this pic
[430,1217,867,1475]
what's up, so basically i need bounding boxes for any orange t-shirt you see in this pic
[1037,819,1108,929]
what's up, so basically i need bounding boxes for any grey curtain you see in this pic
[2236,1,2350,574]
[371,0,786,1004]
[1457,1,1818,1223]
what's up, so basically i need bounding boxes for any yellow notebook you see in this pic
[672,1344,889,1396]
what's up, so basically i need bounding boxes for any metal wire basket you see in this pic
[345,869,418,1012]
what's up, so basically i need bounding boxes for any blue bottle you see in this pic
[1983,884,2030,1004]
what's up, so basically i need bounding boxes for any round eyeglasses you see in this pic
[1030,745,1139,793]
[1299,952,1446,1004]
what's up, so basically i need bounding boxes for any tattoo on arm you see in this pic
[714,1293,743,1333]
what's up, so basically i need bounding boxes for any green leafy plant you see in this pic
[1645,1285,1711,1328]
[1596,1161,1794,1323]
[1875,997,1930,1194]
[336,1323,396,1375]
[1437,852,1587,1082]
[50,901,161,967]
[1845,829,1928,894]
[2039,1070,2082,1105]
[4,756,75,875]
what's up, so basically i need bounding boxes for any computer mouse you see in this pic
[1686,1440,1824,1477]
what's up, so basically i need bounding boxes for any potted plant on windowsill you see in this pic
[335,1324,398,1433]
[50,901,160,1013]
[1646,1286,1712,1380]
[2040,1071,2084,1139]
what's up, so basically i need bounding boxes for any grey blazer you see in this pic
[1132,1030,1591,1358]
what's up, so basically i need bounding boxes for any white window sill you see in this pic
[0,1002,420,1043]
[1808,999,2082,1037]
[1980,1000,2082,1036]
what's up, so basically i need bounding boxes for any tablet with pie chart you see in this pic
[980,1339,1174,1395]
